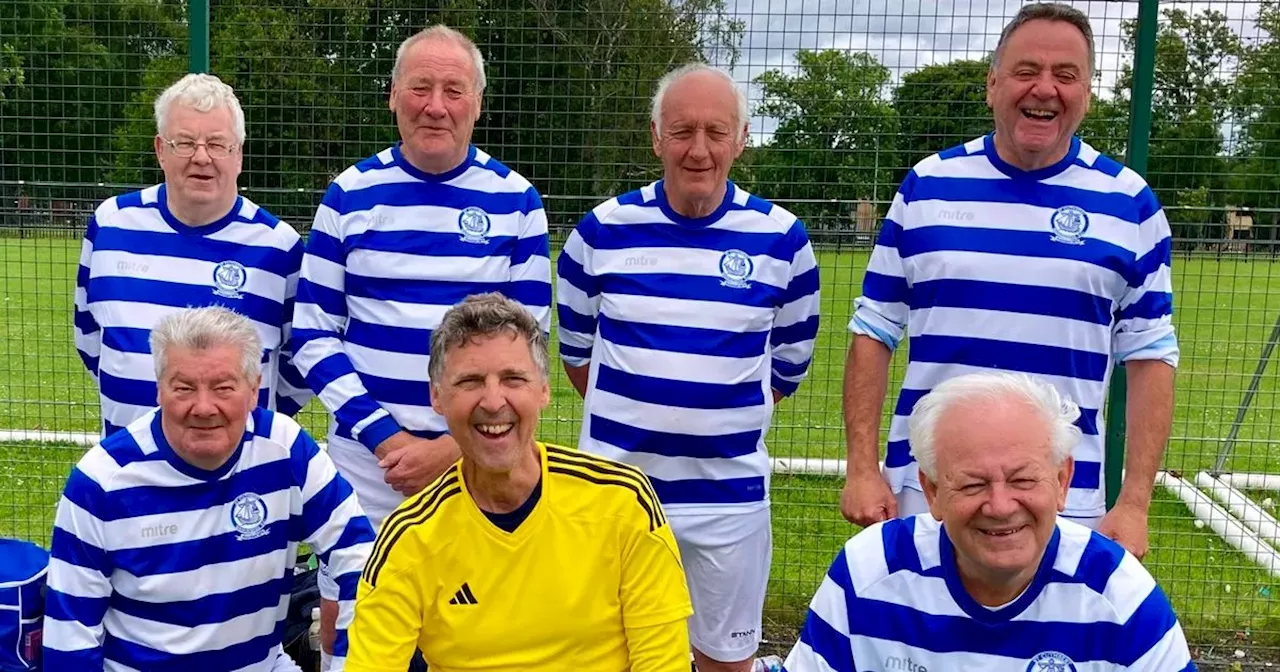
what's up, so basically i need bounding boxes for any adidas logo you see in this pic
[448,582,479,605]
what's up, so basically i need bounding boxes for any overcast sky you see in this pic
[718,0,1265,142]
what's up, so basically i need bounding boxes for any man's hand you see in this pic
[840,471,898,527]
[1098,501,1149,560]
[377,434,461,496]
[373,431,416,461]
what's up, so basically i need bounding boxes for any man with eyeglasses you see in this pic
[75,72,311,437]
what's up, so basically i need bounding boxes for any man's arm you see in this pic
[294,430,377,672]
[770,222,821,402]
[841,182,913,526]
[73,214,102,382]
[841,335,896,525]
[289,185,402,452]
[564,362,590,398]
[509,190,552,334]
[624,621,690,672]
[42,467,113,670]
[345,515,426,670]
[1100,189,1179,559]
[619,474,694,672]
[274,232,315,417]
[556,220,602,400]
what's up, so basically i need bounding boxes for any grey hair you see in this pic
[908,372,1082,481]
[993,2,1096,76]
[393,24,487,94]
[651,63,748,135]
[150,306,262,382]
[429,293,548,383]
[154,73,246,144]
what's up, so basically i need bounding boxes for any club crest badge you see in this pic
[1049,205,1089,245]
[719,249,754,289]
[212,260,247,299]
[458,206,491,244]
[230,492,269,541]
[1027,651,1077,672]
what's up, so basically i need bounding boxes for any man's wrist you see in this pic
[845,451,881,479]
[1114,486,1153,511]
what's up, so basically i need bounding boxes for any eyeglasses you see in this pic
[160,137,238,159]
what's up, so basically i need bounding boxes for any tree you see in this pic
[751,49,898,236]
[1231,0,1280,252]
[0,0,182,189]
[103,0,744,227]
[887,57,1128,179]
[1108,8,1242,244]
[891,58,990,169]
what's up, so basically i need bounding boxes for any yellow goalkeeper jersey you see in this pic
[345,442,694,671]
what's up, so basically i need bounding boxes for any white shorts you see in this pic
[318,435,404,603]
[668,506,772,663]
[895,486,1102,530]
[327,434,405,529]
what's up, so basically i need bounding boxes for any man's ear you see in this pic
[430,383,444,416]
[920,468,943,521]
[1056,456,1074,513]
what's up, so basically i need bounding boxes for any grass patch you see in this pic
[3,237,1280,657]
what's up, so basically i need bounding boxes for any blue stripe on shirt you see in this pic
[897,225,1134,280]
[909,334,1110,381]
[649,475,766,505]
[598,317,768,359]
[589,415,761,460]
[595,364,764,410]
[329,180,539,216]
[909,176,1146,224]
[910,278,1113,325]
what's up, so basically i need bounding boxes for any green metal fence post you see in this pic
[1105,0,1159,511]
[189,0,210,73]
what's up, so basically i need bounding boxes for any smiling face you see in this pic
[987,18,1092,170]
[154,104,242,222]
[651,70,746,217]
[157,344,259,471]
[431,331,549,475]
[921,395,1072,602]
[389,36,482,174]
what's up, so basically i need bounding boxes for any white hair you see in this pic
[650,63,748,134]
[150,306,262,382]
[154,73,246,144]
[907,372,1082,481]
[393,24,486,93]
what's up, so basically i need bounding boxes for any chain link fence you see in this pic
[2,0,1279,667]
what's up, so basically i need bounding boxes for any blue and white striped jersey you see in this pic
[291,144,552,453]
[784,515,1194,672]
[43,407,375,671]
[851,135,1178,517]
[74,184,312,435]
[556,180,820,512]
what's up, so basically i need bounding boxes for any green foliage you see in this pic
[891,58,990,167]
[1110,7,1243,245]
[752,50,898,232]
[0,0,184,186]
[1231,0,1280,241]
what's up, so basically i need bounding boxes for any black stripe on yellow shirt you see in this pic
[362,468,462,587]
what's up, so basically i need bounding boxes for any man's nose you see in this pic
[423,89,448,117]
[190,389,218,415]
[982,482,1020,518]
[190,144,213,164]
[478,380,506,412]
